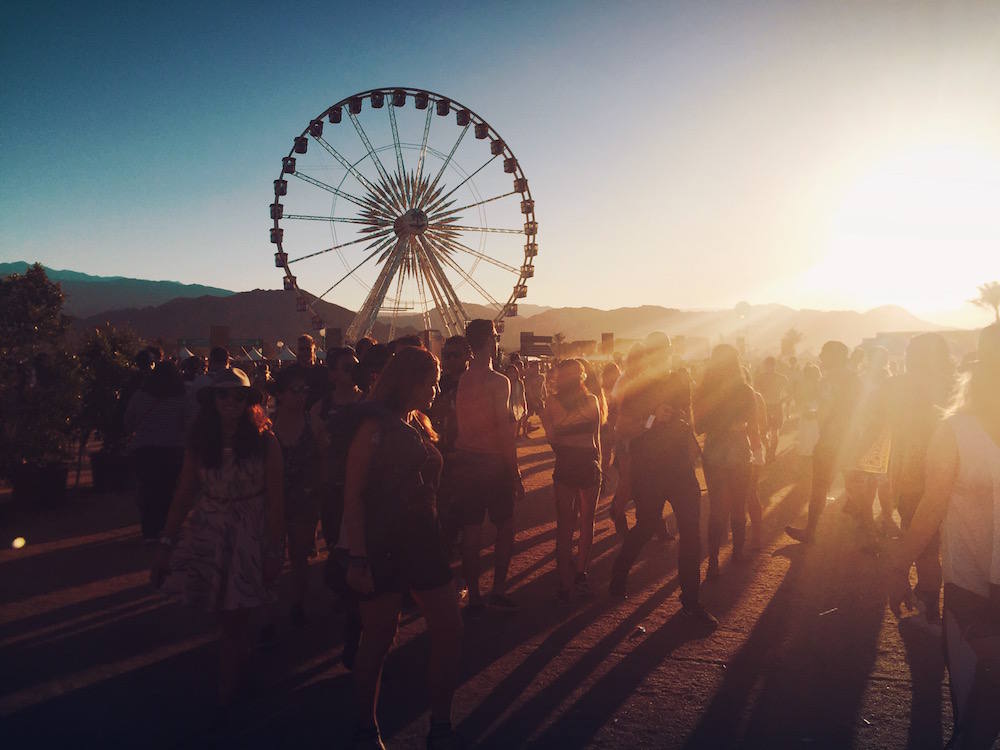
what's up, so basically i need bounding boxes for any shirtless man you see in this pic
[453,319,524,614]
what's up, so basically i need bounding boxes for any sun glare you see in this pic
[803,143,1000,317]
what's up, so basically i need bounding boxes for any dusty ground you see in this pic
[0,425,952,748]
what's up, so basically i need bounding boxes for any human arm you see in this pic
[494,374,524,497]
[342,419,378,592]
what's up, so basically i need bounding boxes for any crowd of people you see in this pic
[124,319,1000,749]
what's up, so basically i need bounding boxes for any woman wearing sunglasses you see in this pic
[151,367,284,708]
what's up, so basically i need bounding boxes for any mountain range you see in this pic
[4,262,943,357]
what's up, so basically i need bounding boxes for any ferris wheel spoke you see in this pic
[386,266,406,342]
[429,223,523,235]
[291,172,373,211]
[288,227,395,264]
[314,234,396,301]
[422,155,499,214]
[431,241,505,311]
[312,136,394,213]
[429,234,519,274]
[347,243,405,341]
[412,107,434,208]
[416,235,467,334]
[348,111,393,187]
[411,239,433,333]
[284,213,383,226]
[429,190,519,222]
[425,122,471,198]
[388,104,406,183]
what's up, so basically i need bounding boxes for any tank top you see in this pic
[941,413,1000,597]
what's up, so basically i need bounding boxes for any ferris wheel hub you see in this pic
[393,208,429,238]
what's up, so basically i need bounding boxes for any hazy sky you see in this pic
[3,1,999,327]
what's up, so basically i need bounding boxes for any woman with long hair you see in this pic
[269,364,328,627]
[694,345,759,578]
[542,358,603,600]
[340,346,463,750]
[151,368,283,707]
[888,324,1000,747]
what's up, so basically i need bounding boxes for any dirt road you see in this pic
[0,429,951,748]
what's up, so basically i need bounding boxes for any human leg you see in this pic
[492,517,514,596]
[286,521,314,617]
[610,476,664,593]
[411,583,464,724]
[704,462,729,572]
[355,593,403,730]
[729,464,749,558]
[668,481,702,608]
[553,483,577,594]
[576,484,600,576]
[461,524,483,604]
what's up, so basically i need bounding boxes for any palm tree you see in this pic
[552,332,566,359]
[971,281,1000,323]
[781,327,804,358]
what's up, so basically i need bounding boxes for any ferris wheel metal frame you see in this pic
[269,86,538,344]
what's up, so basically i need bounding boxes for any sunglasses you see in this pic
[215,390,248,404]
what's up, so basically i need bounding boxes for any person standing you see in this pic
[542,359,603,601]
[452,319,524,614]
[151,368,284,707]
[695,345,758,577]
[270,365,328,627]
[754,356,789,464]
[887,324,1000,748]
[786,341,862,544]
[887,333,955,626]
[611,348,716,625]
[125,361,187,541]
[340,347,464,750]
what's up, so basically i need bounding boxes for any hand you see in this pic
[346,561,375,595]
[884,562,915,618]
[150,544,171,589]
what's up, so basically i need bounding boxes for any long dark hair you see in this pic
[189,394,271,469]
[695,344,745,434]
[373,346,440,414]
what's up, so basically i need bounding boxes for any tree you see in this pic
[781,328,804,358]
[0,264,81,480]
[971,281,1000,323]
[552,332,566,359]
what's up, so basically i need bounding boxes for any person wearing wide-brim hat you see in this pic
[887,323,1000,747]
[152,364,285,708]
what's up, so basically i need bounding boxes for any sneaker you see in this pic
[785,525,814,544]
[487,593,520,612]
[427,721,466,749]
[680,603,719,628]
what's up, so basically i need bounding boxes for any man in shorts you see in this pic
[452,319,524,614]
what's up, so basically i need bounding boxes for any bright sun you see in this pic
[804,143,1000,322]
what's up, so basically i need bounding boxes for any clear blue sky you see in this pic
[3,1,999,327]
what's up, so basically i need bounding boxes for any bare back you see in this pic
[455,367,512,455]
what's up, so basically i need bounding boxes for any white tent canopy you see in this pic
[178,346,195,359]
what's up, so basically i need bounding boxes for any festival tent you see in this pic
[242,347,263,362]
[178,345,196,359]
[276,347,296,362]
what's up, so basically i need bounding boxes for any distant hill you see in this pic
[0,262,234,317]
[78,289,401,354]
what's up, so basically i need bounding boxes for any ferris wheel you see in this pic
[269,87,538,344]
